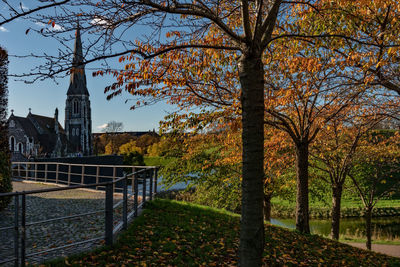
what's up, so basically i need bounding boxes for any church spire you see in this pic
[72,24,84,66]
[67,24,89,96]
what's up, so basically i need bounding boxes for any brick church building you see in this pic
[8,27,92,160]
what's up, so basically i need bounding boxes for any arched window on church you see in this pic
[9,136,15,151]
[73,99,80,114]
[18,142,23,154]
[72,128,75,136]
[76,128,79,136]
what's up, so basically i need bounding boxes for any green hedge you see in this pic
[0,151,12,211]
[271,203,400,219]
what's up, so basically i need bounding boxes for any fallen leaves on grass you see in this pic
[43,200,400,267]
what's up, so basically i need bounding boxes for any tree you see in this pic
[0,46,12,210]
[135,134,160,155]
[263,38,364,233]
[0,47,8,154]
[349,131,400,250]
[103,121,123,133]
[160,132,243,211]
[93,133,109,155]
[310,93,398,240]
[102,121,124,154]
[88,2,286,263]
[119,140,143,155]
[3,1,400,265]
[103,133,133,155]
[306,1,400,96]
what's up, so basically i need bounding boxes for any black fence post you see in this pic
[105,183,114,246]
[55,163,59,184]
[14,194,19,267]
[134,175,138,217]
[142,173,146,205]
[149,169,153,201]
[154,168,158,195]
[34,164,38,181]
[21,194,26,267]
[44,163,48,182]
[123,176,128,230]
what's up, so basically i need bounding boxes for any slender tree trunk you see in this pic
[238,54,265,267]
[295,142,310,234]
[264,193,272,222]
[330,184,343,240]
[365,207,373,250]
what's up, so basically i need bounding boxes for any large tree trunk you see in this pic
[295,142,310,234]
[238,54,265,266]
[365,207,373,250]
[264,193,272,222]
[330,184,343,240]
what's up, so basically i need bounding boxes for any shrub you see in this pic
[0,151,12,211]
[123,151,145,166]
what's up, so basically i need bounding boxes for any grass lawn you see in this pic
[44,199,400,266]
[144,156,176,167]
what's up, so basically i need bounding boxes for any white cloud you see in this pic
[97,123,108,130]
[90,18,109,27]
[52,23,64,31]
[35,21,65,32]
[21,3,28,10]
[35,22,46,27]
[0,26,9,32]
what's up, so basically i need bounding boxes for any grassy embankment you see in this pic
[44,199,400,266]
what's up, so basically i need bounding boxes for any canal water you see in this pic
[128,175,190,194]
[140,176,400,242]
[271,216,400,241]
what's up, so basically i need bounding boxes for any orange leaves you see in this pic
[165,31,181,38]
[92,70,104,77]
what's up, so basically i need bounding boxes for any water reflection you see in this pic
[271,217,400,241]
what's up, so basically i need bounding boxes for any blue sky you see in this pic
[0,10,174,133]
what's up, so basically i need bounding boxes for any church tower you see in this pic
[65,26,92,155]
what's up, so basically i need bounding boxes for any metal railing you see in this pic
[10,161,157,190]
[0,162,159,266]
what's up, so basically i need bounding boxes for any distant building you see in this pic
[92,130,159,140]
[8,26,92,160]
[8,108,69,159]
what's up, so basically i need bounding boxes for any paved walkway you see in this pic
[347,242,400,258]
[0,181,132,266]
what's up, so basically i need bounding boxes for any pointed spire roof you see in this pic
[67,24,89,96]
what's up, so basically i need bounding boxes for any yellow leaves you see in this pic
[375,61,384,69]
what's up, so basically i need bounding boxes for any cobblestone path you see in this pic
[0,181,129,266]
